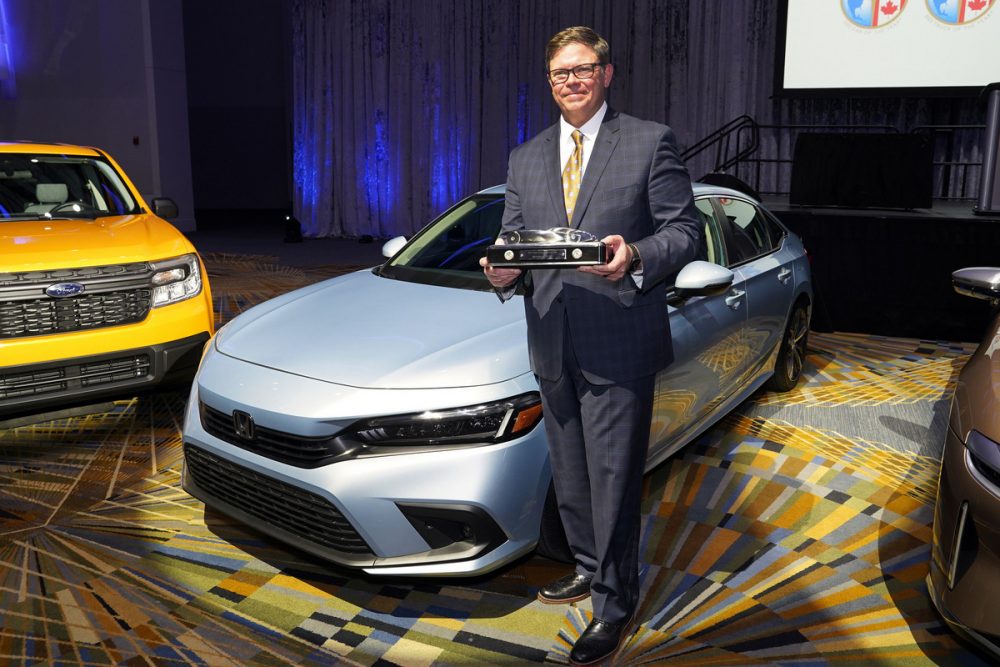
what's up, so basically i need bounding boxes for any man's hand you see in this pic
[578,234,632,281]
[480,256,522,288]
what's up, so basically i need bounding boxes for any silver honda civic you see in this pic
[181,183,812,576]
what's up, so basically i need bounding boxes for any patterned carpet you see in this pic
[0,254,991,665]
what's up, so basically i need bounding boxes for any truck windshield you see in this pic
[0,153,140,220]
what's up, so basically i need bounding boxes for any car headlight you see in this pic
[343,392,543,447]
[150,254,202,307]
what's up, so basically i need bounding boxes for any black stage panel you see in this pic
[771,202,1000,343]
[789,134,933,210]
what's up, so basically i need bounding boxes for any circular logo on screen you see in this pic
[926,0,995,25]
[842,0,908,28]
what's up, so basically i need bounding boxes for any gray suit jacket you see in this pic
[502,109,701,384]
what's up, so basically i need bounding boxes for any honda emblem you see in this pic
[232,410,255,440]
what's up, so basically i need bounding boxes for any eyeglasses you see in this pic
[547,63,604,84]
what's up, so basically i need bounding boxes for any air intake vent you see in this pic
[970,452,1000,490]
[184,444,373,556]
[0,354,151,399]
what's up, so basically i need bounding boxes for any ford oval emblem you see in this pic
[45,282,86,298]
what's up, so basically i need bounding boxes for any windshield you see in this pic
[380,194,507,292]
[0,153,140,220]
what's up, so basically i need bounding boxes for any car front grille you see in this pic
[0,354,152,400]
[184,443,373,556]
[200,403,347,468]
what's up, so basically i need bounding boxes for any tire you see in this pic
[766,302,809,392]
[535,481,573,563]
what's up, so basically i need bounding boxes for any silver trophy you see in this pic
[486,227,608,268]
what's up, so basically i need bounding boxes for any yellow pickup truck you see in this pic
[0,142,213,419]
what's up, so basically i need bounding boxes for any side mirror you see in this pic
[382,235,407,258]
[953,267,1000,305]
[152,197,178,219]
[674,260,735,298]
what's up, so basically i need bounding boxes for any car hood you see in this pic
[0,214,195,269]
[214,270,530,389]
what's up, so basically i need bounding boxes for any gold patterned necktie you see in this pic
[562,129,584,222]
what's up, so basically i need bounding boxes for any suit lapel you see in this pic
[570,110,621,229]
[542,125,566,224]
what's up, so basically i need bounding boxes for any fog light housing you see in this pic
[397,504,505,555]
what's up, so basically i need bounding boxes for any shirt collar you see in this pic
[560,102,608,144]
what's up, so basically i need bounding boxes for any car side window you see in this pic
[694,198,726,266]
[715,197,782,265]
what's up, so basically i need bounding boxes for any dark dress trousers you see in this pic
[501,109,701,623]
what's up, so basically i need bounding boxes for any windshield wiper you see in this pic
[2,213,57,221]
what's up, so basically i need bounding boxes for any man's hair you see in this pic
[544,26,610,68]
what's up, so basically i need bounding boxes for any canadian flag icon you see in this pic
[872,0,906,27]
[847,0,908,28]
[927,0,996,24]
[961,0,995,23]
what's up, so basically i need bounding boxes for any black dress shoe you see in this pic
[537,573,592,604]
[569,614,635,665]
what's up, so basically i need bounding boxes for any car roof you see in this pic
[0,141,102,156]
[474,182,758,203]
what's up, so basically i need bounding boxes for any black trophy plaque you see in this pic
[486,228,608,269]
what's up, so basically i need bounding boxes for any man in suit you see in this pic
[480,26,701,665]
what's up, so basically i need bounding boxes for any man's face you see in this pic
[548,42,613,127]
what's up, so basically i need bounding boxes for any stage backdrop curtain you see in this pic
[292,0,982,238]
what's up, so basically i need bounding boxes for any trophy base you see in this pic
[486,241,607,268]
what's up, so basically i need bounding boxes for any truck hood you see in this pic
[0,214,196,269]
[214,270,530,389]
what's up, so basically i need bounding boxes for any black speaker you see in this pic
[790,133,933,209]
[975,82,1000,216]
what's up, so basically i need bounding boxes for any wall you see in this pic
[182,0,291,213]
[0,0,196,231]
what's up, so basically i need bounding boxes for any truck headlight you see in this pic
[150,254,202,307]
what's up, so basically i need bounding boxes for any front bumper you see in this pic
[927,424,1000,657]
[181,344,550,576]
[0,332,209,418]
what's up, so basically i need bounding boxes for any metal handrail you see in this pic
[910,124,985,200]
[685,117,984,200]
[735,123,899,197]
[680,115,759,173]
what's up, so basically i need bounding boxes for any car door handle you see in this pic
[778,267,792,284]
[725,289,745,310]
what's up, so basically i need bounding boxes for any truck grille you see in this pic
[200,403,348,468]
[184,444,373,556]
[0,290,152,338]
[0,262,151,287]
[0,262,153,339]
[0,354,151,400]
